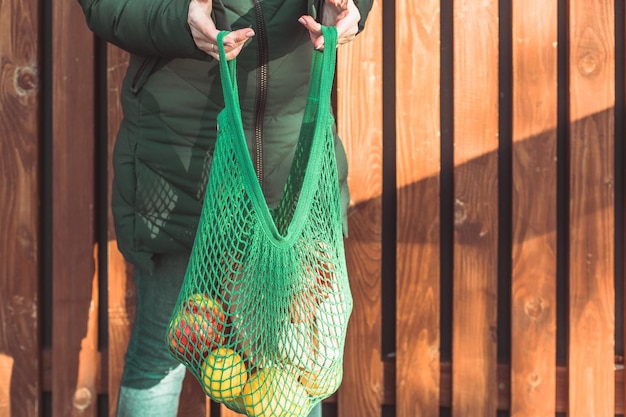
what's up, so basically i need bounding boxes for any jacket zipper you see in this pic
[252,0,269,193]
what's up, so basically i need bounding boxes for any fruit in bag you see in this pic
[298,366,342,397]
[168,294,226,364]
[239,367,310,417]
[202,347,248,401]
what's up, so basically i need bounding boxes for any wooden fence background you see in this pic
[1,0,625,416]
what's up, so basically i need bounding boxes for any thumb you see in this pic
[298,15,321,33]
[298,15,325,50]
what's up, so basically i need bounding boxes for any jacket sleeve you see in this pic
[353,0,374,33]
[77,0,207,59]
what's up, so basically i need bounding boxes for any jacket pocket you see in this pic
[131,55,161,95]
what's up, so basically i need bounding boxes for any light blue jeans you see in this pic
[116,253,322,417]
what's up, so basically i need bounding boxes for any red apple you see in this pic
[184,294,226,348]
[168,294,226,364]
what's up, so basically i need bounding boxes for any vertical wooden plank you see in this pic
[74,246,101,412]
[395,0,440,416]
[336,0,384,415]
[106,44,133,417]
[0,354,15,416]
[0,0,40,415]
[107,239,134,417]
[623,4,626,412]
[568,1,615,416]
[510,1,558,416]
[452,0,499,415]
[52,1,98,415]
[178,376,208,416]
[219,404,243,417]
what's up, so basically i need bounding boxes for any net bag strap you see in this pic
[215,27,339,240]
[216,26,338,143]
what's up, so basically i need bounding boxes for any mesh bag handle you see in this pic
[166,26,352,417]
[216,27,338,240]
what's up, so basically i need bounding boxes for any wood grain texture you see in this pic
[336,0,384,415]
[395,0,441,416]
[178,374,208,417]
[325,360,625,413]
[106,240,134,417]
[73,246,101,413]
[219,404,245,417]
[51,1,98,415]
[452,1,499,415]
[0,0,41,415]
[510,2,558,416]
[0,354,14,416]
[568,1,615,416]
[105,43,132,417]
[40,351,626,413]
[4,0,626,415]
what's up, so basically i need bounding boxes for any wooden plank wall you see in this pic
[1,0,626,416]
[0,0,41,416]
[336,0,384,416]
[51,2,98,416]
[568,1,616,416]
[394,0,440,416]
[510,1,558,416]
[105,45,131,417]
[452,2,499,415]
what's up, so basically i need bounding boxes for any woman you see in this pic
[77,0,372,415]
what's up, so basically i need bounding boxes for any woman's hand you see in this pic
[188,0,254,60]
[298,0,361,50]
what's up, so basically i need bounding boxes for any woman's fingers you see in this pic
[211,28,254,60]
[298,15,324,50]
[188,0,254,60]
[222,28,255,49]
[188,0,218,55]
[201,30,255,61]
[300,0,361,50]
[299,2,360,50]
[196,28,254,61]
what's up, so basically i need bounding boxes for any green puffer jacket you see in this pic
[78,0,373,273]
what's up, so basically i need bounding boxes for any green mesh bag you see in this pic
[165,26,353,417]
